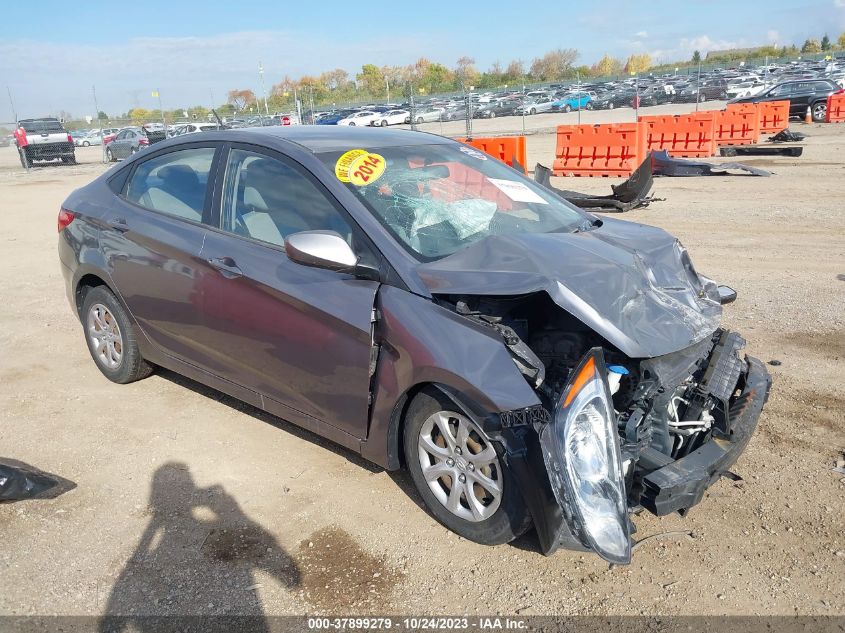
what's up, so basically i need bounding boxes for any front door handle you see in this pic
[107,216,129,232]
[207,256,243,278]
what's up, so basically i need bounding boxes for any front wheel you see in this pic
[380,120,388,127]
[81,286,153,384]
[585,102,593,110]
[530,107,536,115]
[564,104,572,113]
[106,147,115,162]
[348,122,356,126]
[19,148,31,169]
[608,102,615,110]
[812,101,827,123]
[416,117,424,124]
[698,93,706,103]
[403,389,531,545]
[82,141,90,147]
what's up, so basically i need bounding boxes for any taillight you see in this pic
[67,134,73,143]
[138,137,149,145]
[58,208,75,232]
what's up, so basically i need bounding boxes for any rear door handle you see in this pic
[207,256,243,278]
[107,216,129,232]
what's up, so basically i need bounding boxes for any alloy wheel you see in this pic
[87,303,123,370]
[813,102,827,122]
[417,411,502,522]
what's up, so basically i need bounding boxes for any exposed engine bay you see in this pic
[437,291,753,511]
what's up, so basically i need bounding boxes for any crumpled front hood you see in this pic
[415,218,722,358]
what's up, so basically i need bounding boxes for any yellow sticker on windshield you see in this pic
[347,152,386,186]
[335,149,367,182]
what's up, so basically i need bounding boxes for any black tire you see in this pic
[19,148,31,169]
[585,102,593,110]
[82,141,90,147]
[349,122,356,126]
[81,286,153,384]
[61,156,76,164]
[416,117,424,124]
[380,120,388,127]
[403,389,532,546]
[811,101,827,123]
[608,102,615,110]
[489,111,496,119]
[106,147,115,162]
[530,107,536,115]
[564,104,572,113]
[698,93,706,103]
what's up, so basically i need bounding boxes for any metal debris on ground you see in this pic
[769,129,807,143]
[631,530,695,552]
[534,159,656,213]
[650,150,772,177]
[0,458,75,502]
[719,145,803,157]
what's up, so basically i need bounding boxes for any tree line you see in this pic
[91,31,845,125]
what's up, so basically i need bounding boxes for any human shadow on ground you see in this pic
[99,462,300,633]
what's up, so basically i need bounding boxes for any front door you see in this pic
[198,145,378,438]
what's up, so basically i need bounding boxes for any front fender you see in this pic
[361,285,541,469]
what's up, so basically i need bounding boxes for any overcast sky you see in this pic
[1,0,843,121]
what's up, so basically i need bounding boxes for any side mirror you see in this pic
[284,230,380,281]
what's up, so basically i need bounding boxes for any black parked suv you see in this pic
[730,79,842,122]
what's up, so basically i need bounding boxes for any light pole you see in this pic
[385,75,390,103]
[695,58,702,111]
[259,61,269,115]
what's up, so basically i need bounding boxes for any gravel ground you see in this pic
[0,113,842,618]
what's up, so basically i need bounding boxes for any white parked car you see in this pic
[726,81,769,99]
[373,109,410,127]
[338,111,383,126]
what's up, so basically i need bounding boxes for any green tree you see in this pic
[838,32,845,49]
[454,56,479,88]
[356,64,385,97]
[127,107,152,124]
[593,54,623,77]
[821,34,831,51]
[691,50,701,64]
[529,48,579,81]
[97,111,108,120]
[801,38,821,53]
[503,59,525,84]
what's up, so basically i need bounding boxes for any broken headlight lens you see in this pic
[540,348,631,564]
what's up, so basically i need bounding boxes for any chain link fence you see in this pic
[3,50,843,171]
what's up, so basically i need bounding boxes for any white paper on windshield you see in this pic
[487,178,548,204]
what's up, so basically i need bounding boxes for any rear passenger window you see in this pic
[125,148,215,222]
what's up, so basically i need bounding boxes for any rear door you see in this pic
[198,143,379,438]
[101,144,224,366]
[790,81,815,114]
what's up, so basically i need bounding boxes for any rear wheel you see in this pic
[564,104,572,113]
[585,102,593,110]
[403,389,531,545]
[530,107,536,115]
[81,286,153,384]
[489,111,496,119]
[106,147,115,162]
[608,102,615,110]
[812,101,827,123]
[19,148,31,169]
[348,122,356,126]
[82,140,90,147]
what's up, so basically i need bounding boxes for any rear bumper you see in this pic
[638,356,771,516]
[23,142,75,159]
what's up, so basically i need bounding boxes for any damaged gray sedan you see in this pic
[59,126,771,564]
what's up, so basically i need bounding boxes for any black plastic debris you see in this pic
[534,158,655,213]
[767,359,782,366]
[0,458,76,502]
[719,145,803,157]
[650,150,772,177]
[769,129,807,143]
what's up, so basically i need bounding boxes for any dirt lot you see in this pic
[0,112,843,618]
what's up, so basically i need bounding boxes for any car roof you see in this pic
[154,125,452,154]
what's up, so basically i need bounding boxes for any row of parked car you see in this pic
[307,57,845,126]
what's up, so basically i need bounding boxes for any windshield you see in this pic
[318,142,585,261]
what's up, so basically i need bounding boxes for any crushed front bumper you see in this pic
[502,355,771,559]
[638,355,771,516]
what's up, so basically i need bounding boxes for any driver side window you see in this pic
[221,148,354,248]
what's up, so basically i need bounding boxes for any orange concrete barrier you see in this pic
[458,136,527,173]
[826,93,845,123]
[757,100,790,134]
[638,112,716,158]
[552,123,646,177]
[714,105,760,146]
